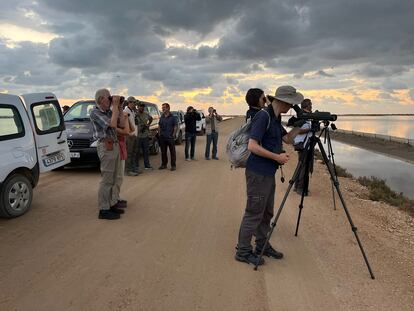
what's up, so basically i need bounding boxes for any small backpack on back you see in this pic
[226,109,270,168]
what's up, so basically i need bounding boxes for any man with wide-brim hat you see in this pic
[266,85,304,106]
[235,85,303,266]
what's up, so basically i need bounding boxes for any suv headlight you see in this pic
[90,140,98,147]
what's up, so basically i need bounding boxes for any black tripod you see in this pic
[254,121,375,279]
[321,122,339,210]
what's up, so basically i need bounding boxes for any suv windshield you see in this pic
[64,101,96,122]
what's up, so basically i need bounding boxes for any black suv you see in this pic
[64,100,161,167]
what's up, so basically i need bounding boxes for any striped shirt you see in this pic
[90,106,118,142]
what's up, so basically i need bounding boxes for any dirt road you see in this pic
[1,117,413,311]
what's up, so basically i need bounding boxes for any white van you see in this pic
[196,110,206,134]
[0,93,70,218]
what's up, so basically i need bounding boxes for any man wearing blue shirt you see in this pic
[158,103,178,171]
[235,85,304,266]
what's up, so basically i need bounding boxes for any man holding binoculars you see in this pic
[90,88,126,220]
[205,107,223,160]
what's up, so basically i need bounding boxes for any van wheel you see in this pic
[0,174,33,218]
[176,131,183,145]
[150,139,160,155]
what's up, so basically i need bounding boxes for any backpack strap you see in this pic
[251,109,271,131]
[263,109,271,131]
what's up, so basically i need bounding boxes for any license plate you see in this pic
[43,152,66,167]
[70,152,80,158]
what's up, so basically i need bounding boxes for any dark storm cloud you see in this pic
[217,0,414,74]
[316,70,334,78]
[358,65,409,78]
[1,0,414,102]
[49,34,112,68]
[42,0,248,35]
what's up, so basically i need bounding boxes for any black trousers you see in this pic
[160,137,176,167]
[185,132,196,159]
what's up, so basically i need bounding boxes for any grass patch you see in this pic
[357,176,414,217]
[334,165,353,178]
[314,150,414,217]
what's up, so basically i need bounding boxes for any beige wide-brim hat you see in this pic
[267,85,304,106]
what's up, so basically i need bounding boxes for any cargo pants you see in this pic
[237,169,276,255]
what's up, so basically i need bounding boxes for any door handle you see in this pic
[57,140,67,144]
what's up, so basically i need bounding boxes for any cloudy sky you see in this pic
[1,0,414,114]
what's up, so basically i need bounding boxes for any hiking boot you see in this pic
[235,251,265,266]
[170,166,176,171]
[111,202,125,209]
[110,207,124,214]
[158,165,167,170]
[255,245,284,259]
[98,210,120,220]
[117,200,127,208]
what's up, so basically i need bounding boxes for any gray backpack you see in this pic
[226,110,270,168]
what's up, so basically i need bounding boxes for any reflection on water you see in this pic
[317,140,414,199]
[329,116,414,139]
[282,115,414,139]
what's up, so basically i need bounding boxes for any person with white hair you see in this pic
[90,88,126,220]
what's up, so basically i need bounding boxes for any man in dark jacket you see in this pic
[158,103,178,171]
[184,106,201,161]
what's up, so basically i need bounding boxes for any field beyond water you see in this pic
[0,117,413,311]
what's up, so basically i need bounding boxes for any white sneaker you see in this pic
[185,158,191,161]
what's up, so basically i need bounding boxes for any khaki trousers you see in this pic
[97,141,122,210]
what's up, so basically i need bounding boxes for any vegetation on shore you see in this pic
[313,150,414,216]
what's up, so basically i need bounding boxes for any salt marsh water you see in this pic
[283,115,414,139]
[319,139,414,199]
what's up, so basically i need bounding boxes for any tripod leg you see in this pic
[254,155,305,271]
[317,139,375,279]
[294,138,316,237]
[294,192,305,236]
[331,181,337,210]
[327,132,337,210]
[294,153,312,236]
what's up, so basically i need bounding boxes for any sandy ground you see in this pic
[0,117,413,311]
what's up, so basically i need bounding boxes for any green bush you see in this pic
[357,176,414,216]
[334,165,353,178]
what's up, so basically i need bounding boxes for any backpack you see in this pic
[226,109,271,168]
